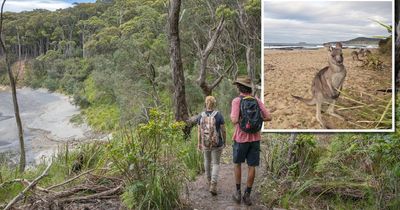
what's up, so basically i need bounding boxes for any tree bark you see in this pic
[168,0,189,127]
[0,0,26,173]
[16,29,21,82]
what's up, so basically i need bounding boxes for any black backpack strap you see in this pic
[239,96,244,117]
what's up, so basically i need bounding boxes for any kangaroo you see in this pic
[351,51,361,61]
[292,42,347,128]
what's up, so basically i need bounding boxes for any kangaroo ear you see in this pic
[328,46,333,52]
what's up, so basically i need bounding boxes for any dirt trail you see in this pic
[186,148,269,210]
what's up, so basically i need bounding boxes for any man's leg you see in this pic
[234,163,242,189]
[247,166,255,189]
[232,141,248,203]
[245,166,255,195]
[242,141,260,206]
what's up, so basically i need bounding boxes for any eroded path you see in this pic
[185,148,268,210]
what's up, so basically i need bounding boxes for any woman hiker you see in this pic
[197,95,226,195]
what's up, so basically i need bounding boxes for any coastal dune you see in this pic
[264,48,392,130]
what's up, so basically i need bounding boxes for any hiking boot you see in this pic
[232,190,241,204]
[242,192,252,206]
[209,182,217,196]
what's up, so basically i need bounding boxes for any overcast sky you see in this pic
[4,0,95,12]
[264,1,392,44]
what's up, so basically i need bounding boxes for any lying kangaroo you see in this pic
[351,51,361,61]
[292,43,347,128]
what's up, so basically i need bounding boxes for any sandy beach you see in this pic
[0,87,97,165]
[264,48,392,130]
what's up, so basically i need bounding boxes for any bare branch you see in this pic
[4,162,53,210]
[58,185,122,203]
[210,62,234,90]
[46,168,102,191]
[203,17,225,58]
[195,17,226,96]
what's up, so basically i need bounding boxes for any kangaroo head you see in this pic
[328,42,343,66]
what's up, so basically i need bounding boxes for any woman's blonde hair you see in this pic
[205,96,216,110]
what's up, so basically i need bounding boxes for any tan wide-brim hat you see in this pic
[233,76,253,88]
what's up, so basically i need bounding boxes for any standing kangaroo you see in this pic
[292,43,347,128]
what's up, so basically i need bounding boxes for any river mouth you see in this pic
[0,87,96,165]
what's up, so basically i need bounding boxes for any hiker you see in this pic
[230,76,271,205]
[197,95,226,196]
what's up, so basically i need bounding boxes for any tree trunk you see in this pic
[168,0,190,132]
[0,0,25,173]
[16,30,21,82]
[245,45,257,96]
[194,17,226,96]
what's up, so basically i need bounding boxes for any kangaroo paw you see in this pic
[316,118,327,129]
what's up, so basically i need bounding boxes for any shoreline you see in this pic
[264,46,378,51]
[0,87,107,166]
[0,85,8,91]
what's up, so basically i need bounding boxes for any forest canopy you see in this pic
[0,0,261,130]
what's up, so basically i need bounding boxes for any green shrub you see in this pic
[83,104,120,131]
[107,109,187,209]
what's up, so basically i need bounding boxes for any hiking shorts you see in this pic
[232,140,260,166]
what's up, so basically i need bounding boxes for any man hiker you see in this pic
[230,76,271,205]
[197,96,226,195]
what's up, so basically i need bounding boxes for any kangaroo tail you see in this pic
[291,94,316,105]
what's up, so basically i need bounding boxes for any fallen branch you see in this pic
[52,186,92,199]
[0,178,50,193]
[46,167,109,191]
[46,169,95,190]
[4,161,53,210]
[58,185,122,203]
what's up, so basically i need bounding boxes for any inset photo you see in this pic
[262,0,394,131]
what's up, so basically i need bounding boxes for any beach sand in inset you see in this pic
[264,48,392,130]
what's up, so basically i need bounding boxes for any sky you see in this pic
[263,1,393,44]
[4,0,96,12]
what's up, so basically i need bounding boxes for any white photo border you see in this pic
[261,0,395,133]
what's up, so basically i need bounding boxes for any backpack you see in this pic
[199,111,219,149]
[239,96,263,133]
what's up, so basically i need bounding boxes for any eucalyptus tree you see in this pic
[168,0,190,132]
[0,0,25,172]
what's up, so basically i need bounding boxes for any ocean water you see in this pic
[264,43,379,50]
